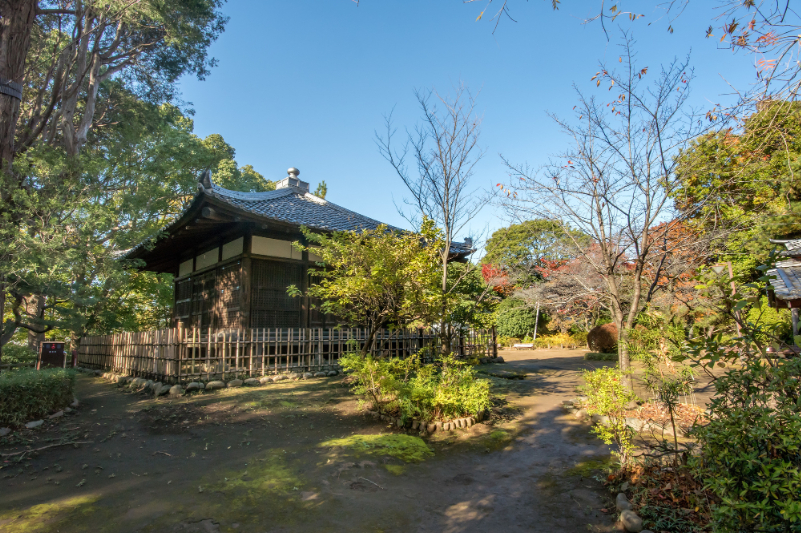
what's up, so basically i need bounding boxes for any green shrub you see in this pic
[534,333,576,348]
[579,366,637,467]
[571,331,588,346]
[691,357,801,531]
[0,368,76,427]
[1,344,38,365]
[340,351,491,423]
[496,306,538,338]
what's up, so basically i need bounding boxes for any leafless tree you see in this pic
[376,83,487,295]
[500,39,709,384]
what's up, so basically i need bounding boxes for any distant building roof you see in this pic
[767,240,801,306]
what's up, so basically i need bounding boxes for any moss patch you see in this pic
[482,429,514,451]
[566,456,613,478]
[0,494,100,533]
[207,453,303,495]
[384,464,406,475]
[186,453,313,530]
[320,434,434,463]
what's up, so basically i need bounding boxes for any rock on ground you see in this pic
[205,381,226,390]
[25,420,44,429]
[327,370,338,377]
[48,411,64,419]
[616,493,632,512]
[620,510,643,532]
[227,379,243,388]
[302,372,314,379]
[0,427,11,436]
[313,371,327,378]
[186,382,204,391]
[244,378,260,386]
[169,385,183,396]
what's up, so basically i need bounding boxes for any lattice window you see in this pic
[191,270,216,328]
[251,259,303,328]
[175,278,193,320]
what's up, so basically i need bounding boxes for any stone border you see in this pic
[86,367,342,398]
[363,409,488,436]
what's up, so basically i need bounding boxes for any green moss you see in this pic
[320,434,434,463]
[189,453,311,530]
[0,494,100,533]
[480,429,514,451]
[207,453,304,496]
[565,456,613,478]
[384,464,406,475]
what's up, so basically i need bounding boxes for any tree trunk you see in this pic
[25,293,45,351]
[0,0,36,179]
[618,325,633,389]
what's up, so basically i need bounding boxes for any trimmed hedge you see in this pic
[0,368,76,427]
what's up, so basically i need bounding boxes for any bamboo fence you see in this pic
[77,327,497,383]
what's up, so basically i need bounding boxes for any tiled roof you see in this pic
[206,183,397,233]
[767,240,801,301]
[770,238,801,258]
[207,183,472,255]
[124,175,474,259]
[768,259,801,301]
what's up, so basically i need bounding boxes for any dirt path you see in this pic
[1,348,623,533]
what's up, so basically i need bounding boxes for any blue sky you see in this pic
[178,0,757,250]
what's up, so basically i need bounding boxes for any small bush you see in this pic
[340,351,491,423]
[691,357,801,531]
[587,323,618,353]
[0,368,76,427]
[580,366,637,467]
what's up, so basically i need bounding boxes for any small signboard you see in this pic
[38,342,66,369]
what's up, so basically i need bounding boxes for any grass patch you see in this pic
[566,456,613,478]
[0,368,76,426]
[583,352,618,361]
[320,434,434,463]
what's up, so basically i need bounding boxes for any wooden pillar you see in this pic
[301,247,309,329]
[240,257,251,330]
[793,308,799,343]
[491,326,498,358]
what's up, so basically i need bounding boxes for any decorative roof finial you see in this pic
[198,169,213,190]
[288,167,300,178]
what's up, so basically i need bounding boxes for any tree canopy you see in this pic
[482,219,586,284]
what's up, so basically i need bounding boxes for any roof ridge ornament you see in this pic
[198,169,213,191]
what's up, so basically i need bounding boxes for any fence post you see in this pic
[491,326,498,358]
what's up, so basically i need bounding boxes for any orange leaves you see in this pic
[756,31,779,47]
[638,67,648,79]
[757,58,777,72]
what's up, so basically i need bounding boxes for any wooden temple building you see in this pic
[126,168,473,331]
